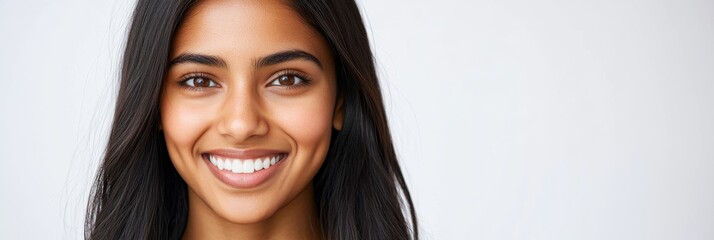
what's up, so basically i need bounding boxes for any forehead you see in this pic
[171,0,332,66]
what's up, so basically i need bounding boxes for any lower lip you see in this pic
[203,154,287,189]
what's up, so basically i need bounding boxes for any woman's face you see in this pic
[160,0,339,223]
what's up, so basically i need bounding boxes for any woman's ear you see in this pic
[332,95,344,131]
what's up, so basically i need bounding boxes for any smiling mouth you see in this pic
[206,153,287,174]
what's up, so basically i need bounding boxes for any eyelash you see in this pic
[269,70,312,89]
[177,70,312,92]
[178,73,218,92]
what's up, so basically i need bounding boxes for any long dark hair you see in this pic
[86,0,417,239]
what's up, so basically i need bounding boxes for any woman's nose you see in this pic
[216,90,269,143]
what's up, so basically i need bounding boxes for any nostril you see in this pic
[216,110,269,142]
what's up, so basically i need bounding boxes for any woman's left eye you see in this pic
[181,76,219,88]
[269,73,310,87]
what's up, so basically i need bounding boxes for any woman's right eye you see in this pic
[180,76,219,89]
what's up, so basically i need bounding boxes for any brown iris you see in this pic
[193,77,211,87]
[277,75,296,85]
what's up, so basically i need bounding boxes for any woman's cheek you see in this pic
[162,98,216,156]
[271,92,335,153]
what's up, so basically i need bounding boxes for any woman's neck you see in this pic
[182,185,322,240]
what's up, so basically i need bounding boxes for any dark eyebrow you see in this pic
[255,50,322,69]
[169,53,227,68]
[169,50,322,69]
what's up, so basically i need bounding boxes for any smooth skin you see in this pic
[160,0,342,239]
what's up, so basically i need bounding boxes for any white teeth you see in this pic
[232,160,242,173]
[254,159,263,171]
[224,159,232,171]
[243,160,254,173]
[209,154,285,173]
[217,158,224,170]
[262,158,270,169]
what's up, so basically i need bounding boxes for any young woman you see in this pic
[86,0,417,239]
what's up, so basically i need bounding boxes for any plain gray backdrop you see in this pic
[1,0,713,239]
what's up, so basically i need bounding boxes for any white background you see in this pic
[1,0,713,239]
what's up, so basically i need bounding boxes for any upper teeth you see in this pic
[209,154,284,173]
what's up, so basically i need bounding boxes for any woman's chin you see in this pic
[214,200,279,224]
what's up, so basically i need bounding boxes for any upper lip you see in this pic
[204,148,287,159]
